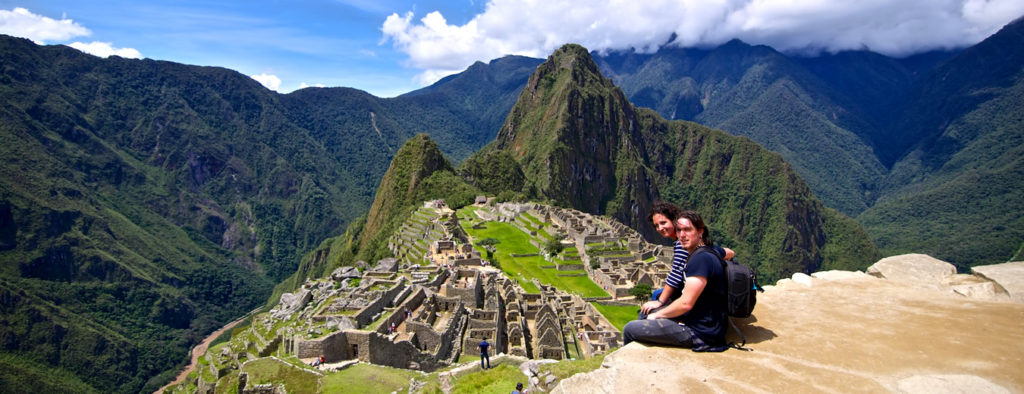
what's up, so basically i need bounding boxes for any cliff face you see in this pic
[488,43,876,281]
[495,44,654,223]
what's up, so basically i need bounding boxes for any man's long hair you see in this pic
[677,210,714,247]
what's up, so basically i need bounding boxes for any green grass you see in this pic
[448,363,526,394]
[460,218,607,297]
[321,363,422,393]
[367,308,395,331]
[538,351,609,381]
[213,371,239,394]
[590,302,639,331]
[239,358,320,394]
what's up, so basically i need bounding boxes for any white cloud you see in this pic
[0,7,90,44]
[251,73,282,92]
[298,82,326,89]
[381,0,1024,86]
[68,41,143,59]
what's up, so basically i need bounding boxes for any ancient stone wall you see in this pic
[352,280,407,327]
[293,330,351,361]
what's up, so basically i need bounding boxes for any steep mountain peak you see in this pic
[358,134,455,259]
[488,42,877,280]
[493,43,648,220]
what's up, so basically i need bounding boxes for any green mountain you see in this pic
[593,18,1024,270]
[0,35,529,392]
[858,18,1024,269]
[286,134,480,291]
[593,41,888,215]
[468,44,877,281]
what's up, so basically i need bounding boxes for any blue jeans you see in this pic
[480,352,490,369]
[622,318,697,347]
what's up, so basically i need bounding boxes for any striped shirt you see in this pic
[665,241,690,289]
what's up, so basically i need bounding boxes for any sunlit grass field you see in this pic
[460,217,607,297]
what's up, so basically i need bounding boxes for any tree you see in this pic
[628,284,652,302]
[476,238,500,247]
[545,237,564,257]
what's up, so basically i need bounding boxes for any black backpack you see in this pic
[692,246,763,350]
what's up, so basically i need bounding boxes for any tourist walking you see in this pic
[478,337,491,369]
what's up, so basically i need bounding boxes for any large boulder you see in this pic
[973,262,1024,303]
[331,266,361,281]
[866,254,956,287]
[553,272,1024,393]
[272,289,312,320]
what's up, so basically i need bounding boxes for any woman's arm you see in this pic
[723,247,735,260]
[646,275,707,320]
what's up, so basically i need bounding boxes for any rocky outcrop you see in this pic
[973,262,1024,303]
[867,254,957,285]
[553,254,1024,393]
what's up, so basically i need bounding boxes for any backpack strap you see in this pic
[727,318,753,351]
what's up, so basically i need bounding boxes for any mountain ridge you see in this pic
[471,43,876,281]
[0,17,1020,390]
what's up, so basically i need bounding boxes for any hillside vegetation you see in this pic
[475,44,877,282]
[595,19,1024,270]
[0,35,532,392]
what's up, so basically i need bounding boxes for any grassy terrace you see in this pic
[518,212,552,239]
[590,303,637,331]
[239,357,320,394]
[321,363,422,393]
[460,211,607,298]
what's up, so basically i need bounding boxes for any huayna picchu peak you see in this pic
[480,43,877,282]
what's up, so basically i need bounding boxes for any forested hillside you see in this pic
[471,44,877,281]
[0,35,533,392]
[593,18,1024,270]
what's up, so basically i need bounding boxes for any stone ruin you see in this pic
[199,201,652,393]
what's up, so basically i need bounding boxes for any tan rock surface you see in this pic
[554,273,1024,394]
[866,254,956,287]
[973,262,1024,303]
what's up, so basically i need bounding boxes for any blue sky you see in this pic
[2,1,1022,97]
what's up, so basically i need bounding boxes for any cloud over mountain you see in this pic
[381,0,1024,85]
[0,7,142,59]
[0,7,90,43]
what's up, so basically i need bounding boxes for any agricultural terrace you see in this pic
[458,209,608,298]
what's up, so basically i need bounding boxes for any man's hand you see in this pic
[640,300,662,314]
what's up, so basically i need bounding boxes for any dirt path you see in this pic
[156,311,256,393]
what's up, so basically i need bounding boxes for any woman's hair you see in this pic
[677,210,714,247]
[646,200,683,227]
